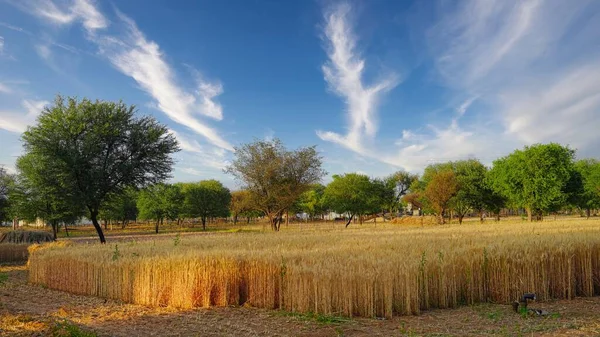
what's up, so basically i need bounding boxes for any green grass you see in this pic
[0,272,8,286]
[274,311,352,324]
[51,320,97,337]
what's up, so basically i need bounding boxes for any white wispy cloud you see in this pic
[0,83,11,94]
[456,96,478,117]
[0,36,4,54]
[92,10,232,150]
[13,0,107,33]
[316,3,399,154]
[168,129,203,153]
[0,99,49,133]
[390,0,600,170]
[34,44,52,60]
[9,0,233,151]
[319,0,600,173]
[0,21,29,33]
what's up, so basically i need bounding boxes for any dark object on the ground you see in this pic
[512,293,550,316]
[0,230,54,244]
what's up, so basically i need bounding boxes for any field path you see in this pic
[1,263,600,336]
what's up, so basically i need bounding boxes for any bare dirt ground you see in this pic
[2,264,600,336]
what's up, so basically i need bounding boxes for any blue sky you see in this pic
[1,0,600,187]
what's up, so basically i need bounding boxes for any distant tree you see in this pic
[382,171,419,217]
[182,180,231,230]
[452,160,505,224]
[100,188,138,229]
[137,183,183,233]
[12,153,85,239]
[0,167,12,225]
[424,170,458,224]
[323,173,377,227]
[488,143,577,221]
[230,190,255,225]
[297,184,327,220]
[226,138,325,231]
[21,96,179,243]
[573,159,600,218]
[402,192,424,214]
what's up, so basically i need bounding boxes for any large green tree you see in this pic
[573,159,600,218]
[323,173,380,227]
[21,96,179,243]
[488,143,578,221]
[181,180,231,230]
[226,138,325,231]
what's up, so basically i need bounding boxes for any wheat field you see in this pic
[28,218,600,318]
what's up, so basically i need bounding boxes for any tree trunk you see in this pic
[458,215,464,225]
[51,220,58,241]
[202,216,207,231]
[345,214,354,228]
[276,213,283,231]
[64,222,69,237]
[12,218,17,230]
[285,210,289,226]
[247,216,250,224]
[586,208,591,219]
[155,219,160,234]
[233,214,238,225]
[439,209,445,225]
[90,210,106,244]
[526,207,532,222]
[103,219,108,230]
[479,211,484,223]
[122,219,127,230]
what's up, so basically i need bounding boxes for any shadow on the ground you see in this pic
[1,264,599,337]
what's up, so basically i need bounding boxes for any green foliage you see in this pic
[0,167,12,223]
[112,244,121,261]
[323,173,383,225]
[11,153,85,238]
[488,143,578,220]
[51,320,97,337]
[297,184,327,219]
[137,183,183,230]
[99,188,138,227]
[180,180,231,230]
[20,95,179,242]
[573,159,600,215]
[381,171,419,215]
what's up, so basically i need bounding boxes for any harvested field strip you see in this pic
[28,220,600,318]
[0,244,29,263]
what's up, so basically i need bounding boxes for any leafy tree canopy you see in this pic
[21,95,179,242]
[488,143,578,221]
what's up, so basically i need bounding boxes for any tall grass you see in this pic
[28,219,600,318]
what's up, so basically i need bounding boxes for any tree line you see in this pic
[1,96,599,243]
